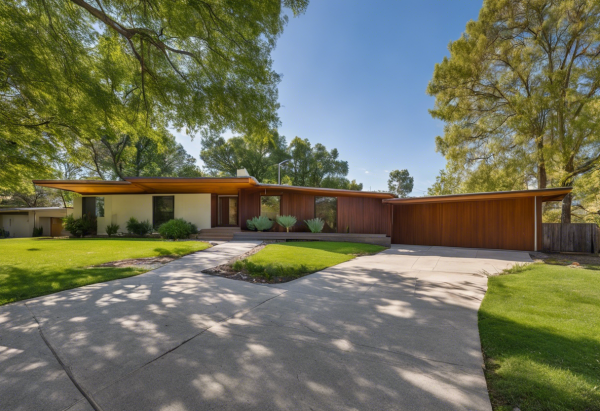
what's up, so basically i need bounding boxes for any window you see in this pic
[315,197,337,232]
[153,196,174,228]
[82,197,96,217]
[260,196,281,220]
[96,197,105,217]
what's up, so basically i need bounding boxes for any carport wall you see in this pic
[72,194,211,235]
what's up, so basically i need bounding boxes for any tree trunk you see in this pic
[536,136,547,189]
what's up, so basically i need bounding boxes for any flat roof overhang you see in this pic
[33,178,396,198]
[382,187,572,205]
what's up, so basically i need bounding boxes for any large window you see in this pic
[82,197,105,217]
[315,196,337,232]
[153,196,174,228]
[260,196,281,220]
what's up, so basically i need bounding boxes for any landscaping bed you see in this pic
[202,241,386,283]
[0,238,211,305]
[479,262,600,411]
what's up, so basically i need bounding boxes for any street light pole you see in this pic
[278,159,290,185]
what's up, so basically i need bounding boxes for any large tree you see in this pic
[0,0,307,190]
[285,137,354,188]
[428,0,600,222]
[200,131,288,182]
[388,169,414,198]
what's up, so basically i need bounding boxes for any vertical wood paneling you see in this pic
[210,194,217,227]
[392,198,536,251]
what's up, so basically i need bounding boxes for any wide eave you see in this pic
[33,178,396,198]
[382,187,572,205]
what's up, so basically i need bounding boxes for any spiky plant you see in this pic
[304,218,324,233]
[276,215,297,232]
[250,216,274,232]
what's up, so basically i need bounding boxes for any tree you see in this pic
[200,131,288,182]
[0,0,307,189]
[285,137,355,188]
[428,0,600,222]
[388,169,414,198]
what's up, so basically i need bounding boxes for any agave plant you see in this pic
[304,218,324,233]
[246,219,256,231]
[250,216,274,232]
[276,215,297,232]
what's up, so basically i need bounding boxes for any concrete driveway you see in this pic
[0,242,531,411]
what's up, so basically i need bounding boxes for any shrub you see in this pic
[63,214,97,237]
[158,218,196,239]
[105,223,120,237]
[305,218,324,233]
[246,219,256,231]
[126,217,153,236]
[249,216,273,232]
[0,227,8,238]
[32,226,43,237]
[276,215,297,232]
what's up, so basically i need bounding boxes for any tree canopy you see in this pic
[388,169,413,198]
[0,0,308,192]
[428,0,600,222]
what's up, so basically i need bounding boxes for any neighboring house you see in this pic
[33,172,571,251]
[0,207,71,238]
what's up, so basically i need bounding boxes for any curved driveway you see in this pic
[0,242,531,411]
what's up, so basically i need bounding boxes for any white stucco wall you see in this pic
[2,215,30,238]
[81,194,211,235]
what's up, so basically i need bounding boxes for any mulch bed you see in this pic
[94,256,179,270]
[530,251,600,268]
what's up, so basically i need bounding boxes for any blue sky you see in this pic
[174,1,483,193]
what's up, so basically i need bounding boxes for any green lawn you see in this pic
[0,238,210,305]
[479,263,600,411]
[233,241,385,280]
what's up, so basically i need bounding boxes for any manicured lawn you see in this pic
[0,238,210,305]
[233,241,385,280]
[479,263,600,411]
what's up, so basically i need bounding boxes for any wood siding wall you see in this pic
[210,194,217,228]
[391,198,537,251]
[239,188,391,234]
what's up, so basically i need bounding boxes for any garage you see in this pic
[384,188,572,251]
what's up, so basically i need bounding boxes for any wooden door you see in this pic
[51,218,64,237]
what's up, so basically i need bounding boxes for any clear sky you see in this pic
[174,0,483,193]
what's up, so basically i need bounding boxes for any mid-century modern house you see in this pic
[33,171,571,251]
[0,207,71,238]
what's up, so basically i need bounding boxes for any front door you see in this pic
[218,196,238,226]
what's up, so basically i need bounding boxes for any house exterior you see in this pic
[0,207,71,238]
[33,175,571,251]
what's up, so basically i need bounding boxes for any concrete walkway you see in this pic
[0,243,531,411]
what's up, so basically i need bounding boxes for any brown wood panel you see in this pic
[239,188,391,235]
[211,194,217,227]
[391,198,536,251]
[51,218,63,237]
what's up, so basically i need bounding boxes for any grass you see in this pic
[232,241,385,280]
[0,237,210,305]
[479,262,600,411]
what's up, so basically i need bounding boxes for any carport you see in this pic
[383,187,572,251]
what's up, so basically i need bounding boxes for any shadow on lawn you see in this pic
[0,265,143,306]
[479,311,600,411]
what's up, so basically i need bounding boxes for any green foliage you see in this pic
[305,218,324,233]
[0,238,210,305]
[32,226,43,237]
[479,263,600,410]
[201,131,288,182]
[157,218,197,240]
[105,223,120,237]
[276,215,297,232]
[387,169,413,197]
[63,214,97,238]
[246,219,257,231]
[248,216,274,232]
[126,217,153,236]
[427,0,600,222]
[232,242,384,281]
[0,0,308,188]
[0,228,8,238]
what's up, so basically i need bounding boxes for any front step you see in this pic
[196,227,241,241]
